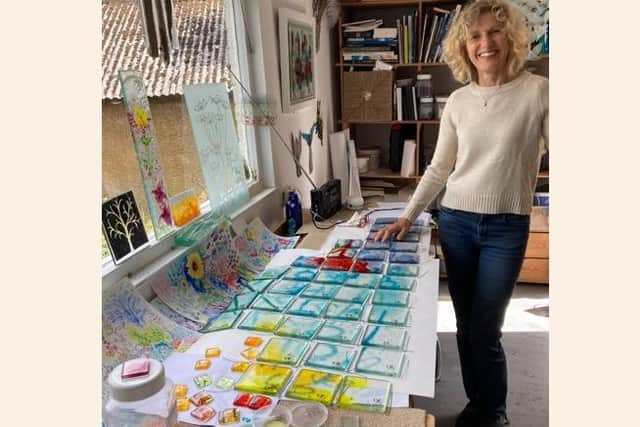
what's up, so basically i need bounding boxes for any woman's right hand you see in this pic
[374,218,411,242]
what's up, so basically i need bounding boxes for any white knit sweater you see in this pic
[401,71,549,222]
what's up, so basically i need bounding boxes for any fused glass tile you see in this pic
[336,375,391,413]
[301,283,340,299]
[205,347,221,358]
[219,408,241,425]
[343,272,382,289]
[241,347,259,360]
[244,336,264,347]
[395,231,421,242]
[257,267,289,280]
[237,310,284,332]
[372,289,411,307]
[234,363,293,396]
[174,384,189,398]
[287,297,329,317]
[200,310,243,333]
[334,238,364,248]
[176,397,190,411]
[246,279,274,293]
[233,392,252,407]
[361,325,408,350]
[257,337,309,365]
[364,240,390,250]
[231,362,250,373]
[389,242,418,253]
[373,217,398,224]
[326,247,358,258]
[275,316,324,339]
[285,368,344,405]
[268,279,309,295]
[367,231,379,241]
[314,270,351,284]
[322,258,354,271]
[389,252,420,264]
[378,275,416,291]
[190,390,214,406]
[251,294,295,312]
[305,342,357,371]
[225,291,258,311]
[316,320,363,344]
[367,306,410,326]
[325,301,364,321]
[247,394,272,410]
[194,359,211,370]
[284,267,318,281]
[121,358,150,379]
[193,374,212,388]
[357,250,387,262]
[191,405,216,422]
[214,376,235,390]
[292,256,325,268]
[351,260,385,274]
[387,263,420,277]
[333,287,372,304]
[355,347,405,377]
[369,223,386,232]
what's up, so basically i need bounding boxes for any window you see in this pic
[101,0,258,262]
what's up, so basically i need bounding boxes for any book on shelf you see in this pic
[419,9,430,63]
[343,19,383,32]
[344,38,397,47]
[343,52,398,61]
[423,14,439,63]
[373,28,397,39]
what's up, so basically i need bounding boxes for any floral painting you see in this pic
[102,191,149,263]
[118,70,173,239]
[279,8,315,112]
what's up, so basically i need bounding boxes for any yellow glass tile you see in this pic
[241,347,259,360]
[231,361,250,373]
[176,397,190,412]
[194,359,211,370]
[205,347,221,358]
[244,336,263,347]
[174,384,188,398]
[219,408,241,424]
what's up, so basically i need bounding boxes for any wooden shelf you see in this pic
[337,62,449,68]
[340,0,460,7]
[360,168,420,179]
[340,119,439,124]
[537,171,549,178]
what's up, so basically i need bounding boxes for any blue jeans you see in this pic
[437,206,530,417]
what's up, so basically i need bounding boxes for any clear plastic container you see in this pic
[435,96,449,120]
[418,97,434,120]
[104,358,177,427]
[415,74,433,99]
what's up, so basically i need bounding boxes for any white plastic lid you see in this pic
[108,358,166,402]
[291,402,328,427]
[436,96,449,102]
[416,74,432,80]
[420,97,434,102]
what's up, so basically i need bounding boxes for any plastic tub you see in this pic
[252,405,292,427]
[356,156,369,174]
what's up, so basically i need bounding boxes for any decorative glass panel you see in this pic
[285,368,344,405]
[367,306,409,326]
[343,273,382,289]
[267,279,309,295]
[275,316,323,339]
[251,294,295,312]
[325,302,364,321]
[314,270,351,284]
[283,267,318,281]
[286,297,329,317]
[378,275,415,291]
[361,325,408,350]
[305,342,357,371]
[257,337,309,365]
[354,347,405,377]
[333,287,372,304]
[336,375,391,413]
[315,320,363,344]
[301,283,340,299]
[372,289,411,307]
[237,310,284,332]
[387,264,419,277]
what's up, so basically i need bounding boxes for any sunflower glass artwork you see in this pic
[354,347,405,377]
[256,337,309,365]
[237,310,284,333]
[336,375,391,413]
[304,342,357,371]
[284,368,344,405]
[234,363,293,396]
[315,320,363,345]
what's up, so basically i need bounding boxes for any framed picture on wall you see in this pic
[278,8,316,113]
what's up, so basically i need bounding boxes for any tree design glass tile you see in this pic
[315,320,363,344]
[326,247,358,259]
[102,191,149,263]
[301,283,340,299]
[285,368,344,405]
[246,279,274,293]
[256,337,309,366]
[354,347,405,377]
[343,273,382,289]
[350,260,386,274]
[286,297,329,317]
[367,306,410,326]
[199,310,243,333]
[389,252,420,264]
[361,325,408,350]
[275,316,324,339]
[292,256,325,268]
[251,294,295,312]
[305,342,357,371]
[356,250,387,262]
[389,242,418,253]
[333,287,372,304]
[372,289,411,307]
[237,310,284,332]
[314,270,351,284]
[325,301,364,321]
[378,276,416,291]
[336,375,391,413]
[233,363,293,396]
[267,279,309,295]
[225,291,258,311]
[257,267,289,280]
[387,264,419,277]
[283,267,318,281]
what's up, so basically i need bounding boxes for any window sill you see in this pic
[101,186,279,290]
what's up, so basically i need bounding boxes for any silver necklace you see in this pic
[479,86,501,107]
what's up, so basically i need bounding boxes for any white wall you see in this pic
[249,0,339,209]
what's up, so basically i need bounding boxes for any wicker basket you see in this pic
[342,71,393,121]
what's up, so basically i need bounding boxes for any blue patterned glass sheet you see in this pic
[395,232,421,242]
[305,342,357,371]
[343,273,382,289]
[246,279,274,293]
[354,347,405,377]
[334,239,364,248]
[301,283,340,299]
[257,267,289,280]
[225,291,258,311]
[327,247,358,258]
[373,217,399,224]
[333,287,372,304]
[315,320,363,344]
[284,267,318,282]
[387,263,419,277]
[257,337,309,366]
[364,240,390,250]
[268,280,309,295]
[325,301,364,321]
[378,276,415,291]
[361,325,408,350]
[251,294,295,312]
[287,297,329,317]
[372,289,411,307]
[275,316,324,339]
[183,84,249,216]
[389,252,420,264]
[292,256,325,268]
[357,250,387,262]
[237,310,284,332]
[314,270,351,284]
[200,310,244,333]
[389,242,418,252]
[367,306,410,326]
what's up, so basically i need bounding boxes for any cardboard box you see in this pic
[342,71,393,121]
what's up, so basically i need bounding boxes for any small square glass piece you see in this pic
[244,336,264,347]
[301,283,340,299]
[194,359,211,370]
[333,287,371,304]
[361,325,408,350]
[387,263,420,277]
[389,252,420,264]
[389,242,418,253]
[292,256,325,268]
[367,305,410,326]
[231,362,250,373]
[251,294,295,312]
[322,257,354,271]
[314,270,351,284]
[121,358,150,379]
[355,347,405,377]
[215,376,235,390]
[241,347,259,360]
[225,292,258,311]
[174,384,188,398]
[372,289,411,307]
[257,337,309,365]
[219,408,241,425]
[344,273,382,289]
[283,267,318,281]
[248,394,273,410]
[285,368,344,405]
[275,316,323,339]
[305,342,357,371]
[336,375,391,413]
[315,320,363,344]
[193,374,212,388]
[268,279,308,295]
[189,390,214,406]
[233,392,253,407]
[327,247,358,258]
[257,266,289,279]
[325,301,364,321]
[334,238,364,248]
[364,240,390,250]
[356,250,386,262]
[237,310,283,332]
[379,275,415,291]
[200,310,242,333]
[351,260,385,274]
[191,405,216,422]
[176,397,190,411]
[246,279,273,293]
[286,297,329,317]
[205,347,221,358]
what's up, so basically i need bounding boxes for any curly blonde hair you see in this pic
[443,0,529,83]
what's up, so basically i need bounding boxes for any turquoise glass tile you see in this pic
[251,294,295,312]
[315,320,363,344]
[314,270,351,284]
[367,306,409,326]
[343,273,382,289]
[372,289,410,307]
[275,316,324,339]
[257,267,289,280]
[387,264,419,277]
[301,283,340,299]
[268,279,309,295]
[354,347,405,377]
[283,267,318,281]
[378,275,415,291]
[325,301,364,321]
[237,310,284,332]
[361,325,408,350]
[246,279,274,293]
[333,287,372,304]
[199,310,243,333]
[305,342,357,371]
[286,297,329,317]
[225,291,258,311]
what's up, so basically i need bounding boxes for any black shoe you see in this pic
[455,403,480,427]
[478,414,508,427]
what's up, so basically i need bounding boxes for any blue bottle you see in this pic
[286,190,302,235]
